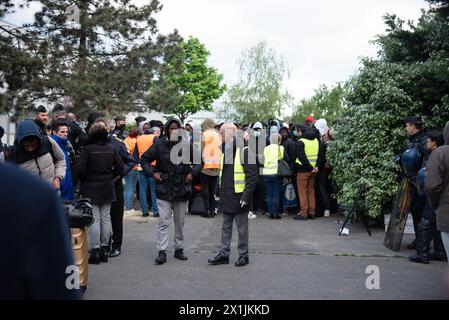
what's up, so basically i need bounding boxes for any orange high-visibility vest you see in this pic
[123,136,137,156]
[136,134,156,165]
[202,130,222,170]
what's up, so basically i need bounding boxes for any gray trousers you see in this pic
[441,232,449,264]
[90,203,112,249]
[220,212,249,258]
[156,199,187,252]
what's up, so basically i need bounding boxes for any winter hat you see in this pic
[314,119,328,136]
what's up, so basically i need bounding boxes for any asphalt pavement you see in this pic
[83,212,449,300]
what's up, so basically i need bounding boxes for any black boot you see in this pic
[409,218,431,264]
[174,249,188,261]
[100,246,109,263]
[430,230,448,261]
[88,248,101,265]
[155,251,167,265]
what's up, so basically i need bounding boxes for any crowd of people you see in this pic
[1,103,448,298]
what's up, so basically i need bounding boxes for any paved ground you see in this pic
[83,212,449,300]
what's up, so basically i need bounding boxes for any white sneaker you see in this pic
[248,212,257,219]
[324,210,331,218]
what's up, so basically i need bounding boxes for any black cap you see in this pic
[404,116,423,125]
[114,116,126,122]
[36,105,47,113]
[296,124,308,132]
[52,104,65,113]
[150,120,164,128]
[87,112,102,123]
[135,116,146,123]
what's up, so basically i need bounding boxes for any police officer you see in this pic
[34,105,49,136]
[403,116,428,250]
[111,116,128,142]
[409,131,447,263]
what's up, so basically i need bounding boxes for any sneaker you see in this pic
[248,212,257,219]
[153,212,160,218]
[282,212,288,216]
[324,210,331,218]
[294,215,307,221]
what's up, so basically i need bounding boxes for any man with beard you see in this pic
[34,105,49,136]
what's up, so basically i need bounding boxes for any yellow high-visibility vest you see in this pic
[218,147,247,193]
[296,138,319,167]
[263,144,284,176]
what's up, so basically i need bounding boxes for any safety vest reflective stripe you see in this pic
[202,130,222,170]
[296,138,319,167]
[263,144,284,175]
[218,147,247,193]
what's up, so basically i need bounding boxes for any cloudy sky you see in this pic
[4,0,429,108]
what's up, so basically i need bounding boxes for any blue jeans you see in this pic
[124,170,138,210]
[263,175,282,217]
[138,171,158,214]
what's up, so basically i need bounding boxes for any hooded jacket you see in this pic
[295,129,324,173]
[425,121,449,233]
[141,118,201,202]
[11,121,66,185]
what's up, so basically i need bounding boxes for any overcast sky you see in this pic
[4,0,429,106]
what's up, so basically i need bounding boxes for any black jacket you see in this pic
[141,118,201,202]
[109,135,136,177]
[295,130,325,173]
[0,163,79,300]
[77,130,124,204]
[281,136,296,172]
[33,119,47,136]
[67,120,87,155]
[215,141,258,214]
[406,130,428,166]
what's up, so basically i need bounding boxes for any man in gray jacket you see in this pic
[9,121,66,189]
[425,121,449,262]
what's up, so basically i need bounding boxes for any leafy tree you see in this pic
[148,36,226,124]
[328,1,449,218]
[292,83,346,125]
[0,0,182,118]
[220,41,292,124]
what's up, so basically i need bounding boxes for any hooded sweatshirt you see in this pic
[425,121,449,233]
[11,121,66,185]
